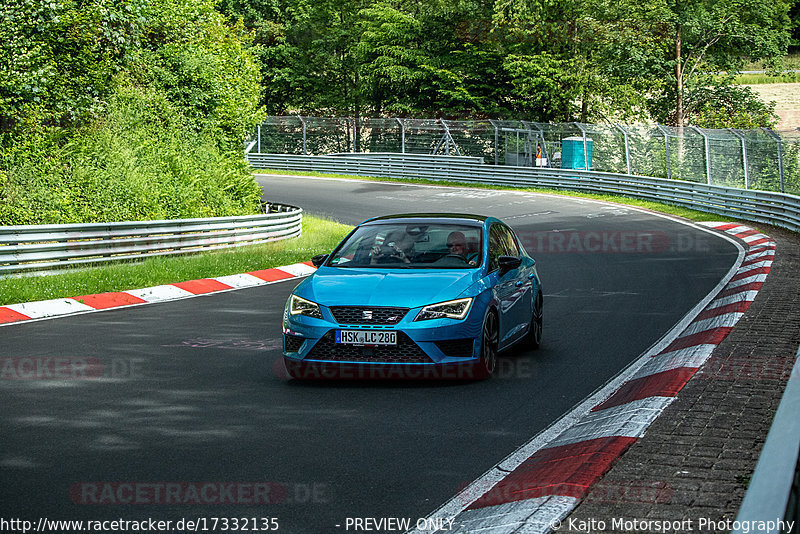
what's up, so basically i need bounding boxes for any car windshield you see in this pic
[327,222,483,269]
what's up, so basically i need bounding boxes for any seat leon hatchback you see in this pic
[282,214,542,380]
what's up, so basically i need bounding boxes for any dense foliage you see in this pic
[219,0,795,127]
[0,0,264,225]
[1,0,796,226]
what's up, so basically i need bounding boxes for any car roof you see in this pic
[360,213,492,226]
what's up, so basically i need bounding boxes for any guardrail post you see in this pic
[616,124,632,175]
[764,128,785,193]
[257,125,261,154]
[729,128,750,189]
[690,126,711,185]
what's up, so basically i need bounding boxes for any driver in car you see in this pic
[446,231,478,266]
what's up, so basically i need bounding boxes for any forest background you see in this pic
[1,0,798,224]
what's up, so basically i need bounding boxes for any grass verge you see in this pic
[0,216,352,306]
[734,72,800,84]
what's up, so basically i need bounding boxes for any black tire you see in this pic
[476,311,499,379]
[525,292,543,350]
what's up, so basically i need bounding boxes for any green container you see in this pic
[561,136,593,170]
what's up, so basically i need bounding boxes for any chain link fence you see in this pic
[249,116,800,195]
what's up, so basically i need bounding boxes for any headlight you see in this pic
[414,298,473,321]
[289,294,322,319]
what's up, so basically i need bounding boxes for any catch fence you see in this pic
[249,117,800,195]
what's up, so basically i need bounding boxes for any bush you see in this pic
[0,0,265,226]
[1,82,262,225]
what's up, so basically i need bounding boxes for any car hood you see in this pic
[297,267,484,309]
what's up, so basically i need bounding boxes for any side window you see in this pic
[500,225,520,256]
[488,224,505,272]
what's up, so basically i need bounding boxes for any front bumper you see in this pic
[282,300,486,374]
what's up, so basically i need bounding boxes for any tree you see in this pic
[587,0,793,125]
[0,0,145,129]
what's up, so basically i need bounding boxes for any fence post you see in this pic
[395,118,405,153]
[489,119,499,165]
[439,120,461,156]
[764,128,785,193]
[574,122,589,170]
[729,128,750,189]
[299,116,307,155]
[616,124,632,175]
[350,117,359,153]
[690,126,711,185]
[657,124,672,180]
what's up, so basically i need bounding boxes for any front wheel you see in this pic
[476,311,499,379]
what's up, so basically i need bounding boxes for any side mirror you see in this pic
[498,255,522,274]
[311,254,329,268]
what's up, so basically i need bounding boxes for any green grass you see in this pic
[734,53,800,84]
[734,72,800,84]
[742,53,800,72]
[0,216,352,306]
[255,168,729,223]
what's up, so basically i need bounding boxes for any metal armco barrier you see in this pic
[0,204,302,276]
[732,345,800,534]
[248,153,800,233]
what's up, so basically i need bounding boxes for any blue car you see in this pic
[282,214,542,379]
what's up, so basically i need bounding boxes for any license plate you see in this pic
[336,330,397,346]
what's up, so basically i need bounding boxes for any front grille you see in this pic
[284,334,304,352]
[307,331,431,363]
[329,306,409,325]
[435,338,476,357]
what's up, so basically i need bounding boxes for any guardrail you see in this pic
[0,204,302,276]
[732,344,800,534]
[248,153,800,233]
[248,152,485,169]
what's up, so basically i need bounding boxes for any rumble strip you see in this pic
[0,262,317,326]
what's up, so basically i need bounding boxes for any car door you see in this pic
[498,224,533,342]
[489,223,529,348]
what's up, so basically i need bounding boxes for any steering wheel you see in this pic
[444,253,469,263]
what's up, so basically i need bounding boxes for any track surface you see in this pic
[0,176,738,533]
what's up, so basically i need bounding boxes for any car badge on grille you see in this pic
[362,310,373,320]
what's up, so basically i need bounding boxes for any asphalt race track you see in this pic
[0,175,739,533]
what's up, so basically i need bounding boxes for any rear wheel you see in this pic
[476,311,499,379]
[525,292,543,349]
